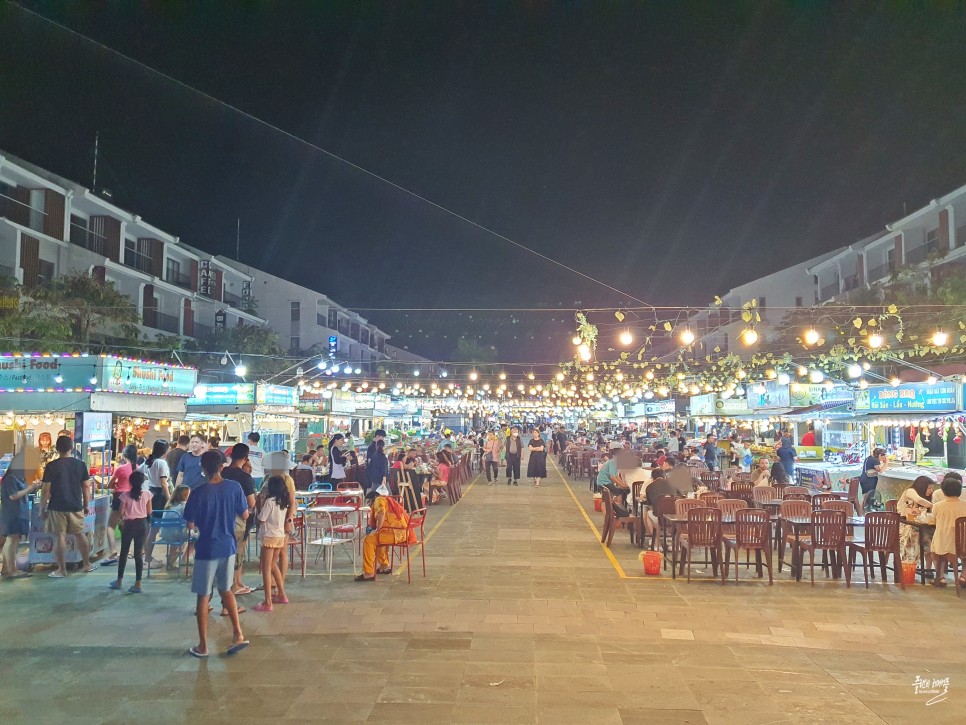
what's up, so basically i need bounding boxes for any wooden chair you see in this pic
[677,507,723,583]
[778,499,811,573]
[699,491,724,507]
[600,488,643,548]
[751,486,777,507]
[953,517,966,598]
[716,498,748,518]
[799,510,850,587]
[699,471,723,491]
[722,508,773,584]
[848,511,903,590]
[885,499,898,513]
[846,477,864,516]
[812,493,840,511]
[291,467,314,491]
[782,486,809,499]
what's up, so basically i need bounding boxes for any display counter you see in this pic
[796,462,862,492]
[876,464,961,504]
[28,493,110,566]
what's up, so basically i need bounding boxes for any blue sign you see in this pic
[256,384,298,408]
[328,336,339,355]
[855,382,960,412]
[187,383,255,406]
[100,358,197,397]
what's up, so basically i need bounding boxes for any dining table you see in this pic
[664,512,780,580]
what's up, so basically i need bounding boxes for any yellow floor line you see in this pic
[552,458,628,579]
[392,470,481,577]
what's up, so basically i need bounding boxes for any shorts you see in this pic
[259,536,286,548]
[191,556,235,596]
[110,493,121,512]
[47,510,85,535]
[0,518,29,536]
[233,529,248,570]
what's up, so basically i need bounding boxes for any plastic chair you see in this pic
[812,493,840,511]
[600,488,643,548]
[782,486,809,499]
[885,499,898,513]
[677,507,723,583]
[308,481,333,492]
[752,487,777,506]
[146,510,190,578]
[307,510,356,581]
[376,508,428,583]
[288,513,306,578]
[722,508,773,584]
[846,477,864,516]
[778,499,812,573]
[800,510,850,587]
[848,511,902,589]
[291,468,314,491]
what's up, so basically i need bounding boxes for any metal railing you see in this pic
[819,283,839,300]
[223,291,242,309]
[866,262,893,281]
[165,270,192,290]
[123,247,153,274]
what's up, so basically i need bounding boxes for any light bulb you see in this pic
[556,372,565,381]
[90,375,98,385]
[797,366,808,377]
[847,364,863,379]
[527,372,535,380]
[741,328,758,345]
[890,377,901,387]
[469,371,478,381]
[777,373,790,385]
[234,364,247,377]
[932,330,949,347]
[317,361,327,370]
[679,328,695,346]
[927,375,938,385]
[868,333,884,349]
[354,368,361,375]
[858,378,869,389]
[619,330,633,346]
[572,336,582,346]
[54,374,63,384]
[809,370,824,383]
[440,370,448,378]
[804,328,820,346]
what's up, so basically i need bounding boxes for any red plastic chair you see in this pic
[376,508,428,583]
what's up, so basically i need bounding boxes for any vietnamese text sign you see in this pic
[0,355,97,391]
[101,358,197,396]
[689,393,717,416]
[256,384,298,408]
[788,383,854,408]
[188,383,256,406]
[748,381,791,410]
[855,382,959,412]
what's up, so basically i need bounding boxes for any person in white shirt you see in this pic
[246,432,265,485]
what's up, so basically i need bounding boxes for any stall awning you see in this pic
[780,402,855,421]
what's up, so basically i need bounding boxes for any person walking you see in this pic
[505,427,522,486]
[483,432,501,484]
[184,450,250,658]
[253,475,290,611]
[165,435,189,480]
[527,428,548,487]
[108,470,152,593]
[40,436,97,578]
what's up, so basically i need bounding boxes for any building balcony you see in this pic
[165,270,192,290]
[123,247,153,274]
[144,309,180,334]
[867,261,895,282]
[223,291,242,309]
[820,282,839,300]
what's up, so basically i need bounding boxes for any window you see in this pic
[795,296,803,307]
[350,322,360,341]
[757,296,766,313]
[328,308,338,329]
[290,337,300,352]
[37,259,55,284]
[123,238,152,273]
[28,189,45,233]
[317,300,326,326]
[361,327,370,346]
[290,300,300,322]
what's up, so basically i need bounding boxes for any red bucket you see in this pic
[643,550,663,575]
[593,498,602,512]
[900,562,917,585]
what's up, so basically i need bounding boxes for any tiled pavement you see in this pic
[1,458,965,724]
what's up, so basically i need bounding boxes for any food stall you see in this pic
[853,381,964,502]
[184,382,300,452]
[0,352,197,566]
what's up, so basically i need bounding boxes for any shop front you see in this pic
[184,382,300,453]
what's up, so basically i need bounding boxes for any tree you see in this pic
[30,271,141,345]
[203,323,286,376]
[0,283,72,349]
[454,336,498,363]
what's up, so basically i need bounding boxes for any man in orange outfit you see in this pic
[355,484,414,582]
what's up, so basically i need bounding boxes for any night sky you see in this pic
[2,2,966,362]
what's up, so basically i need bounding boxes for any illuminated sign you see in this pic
[855,383,959,413]
[100,359,197,396]
[187,383,255,406]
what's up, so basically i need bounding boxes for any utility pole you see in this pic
[236,217,241,261]
[92,132,99,192]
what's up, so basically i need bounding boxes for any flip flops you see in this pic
[271,595,289,604]
[100,557,118,567]
[376,568,392,575]
[188,646,208,658]
[108,581,122,591]
[233,586,253,596]
[48,571,66,579]
[84,564,98,573]
[4,572,31,580]
[253,602,273,612]
[220,606,246,616]
[128,586,143,594]
[226,640,250,655]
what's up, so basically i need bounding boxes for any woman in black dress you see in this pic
[526,428,547,487]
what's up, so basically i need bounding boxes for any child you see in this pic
[254,475,289,612]
[109,470,152,593]
[930,476,966,587]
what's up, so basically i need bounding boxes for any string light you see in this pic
[679,327,695,346]
[803,328,820,346]
[740,328,758,345]
[932,329,949,347]
[618,329,633,346]
[867,333,884,349]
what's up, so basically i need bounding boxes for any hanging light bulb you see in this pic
[890,376,901,387]
[572,335,582,346]
[803,328,820,346]
[932,329,949,347]
[927,375,938,385]
[527,372,535,380]
[797,366,808,377]
[556,372,565,381]
[741,328,759,346]
[867,333,884,349]
[858,378,869,389]
[777,372,790,385]
[469,371,478,381]
[234,363,247,377]
[847,364,863,379]
[809,370,824,383]
[679,327,695,346]
[619,329,633,346]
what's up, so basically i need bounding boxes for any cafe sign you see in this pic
[855,382,960,413]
